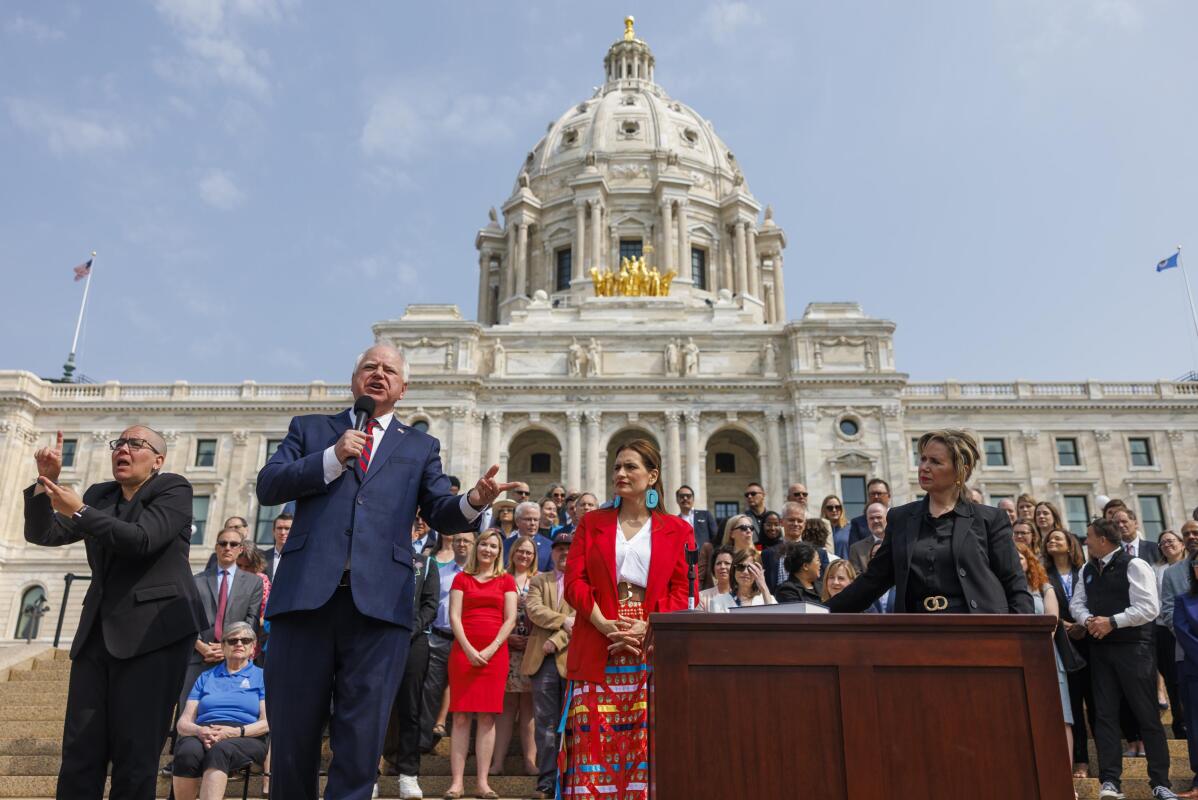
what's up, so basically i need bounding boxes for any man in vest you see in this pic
[1070,518,1175,800]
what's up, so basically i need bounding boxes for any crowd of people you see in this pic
[21,344,1198,800]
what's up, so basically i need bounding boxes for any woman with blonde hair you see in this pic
[821,559,858,603]
[829,429,1033,615]
[722,514,758,553]
[821,495,851,558]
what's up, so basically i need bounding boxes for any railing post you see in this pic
[53,573,91,650]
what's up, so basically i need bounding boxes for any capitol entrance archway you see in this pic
[704,428,762,527]
[506,428,563,498]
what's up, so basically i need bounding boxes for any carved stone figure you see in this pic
[586,338,602,377]
[864,346,875,370]
[682,338,699,377]
[761,341,777,375]
[488,207,499,224]
[491,341,506,377]
[568,339,585,377]
[664,339,679,376]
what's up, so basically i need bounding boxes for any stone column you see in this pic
[449,407,468,478]
[485,411,503,470]
[574,201,587,279]
[515,223,529,298]
[665,411,682,501]
[476,252,490,323]
[765,412,784,511]
[504,225,516,300]
[660,200,674,275]
[566,411,582,490]
[772,253,786,323]
[590,202,603,272]
[747,226,760,298]
[684,411,702,507]
[677,201,690,284]
[721,233,734,292]
[734,222,748,295]
[609,218,619,270]
[585,411,602,496]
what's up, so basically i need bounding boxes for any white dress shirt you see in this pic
[1070,549,1160,629]
[320,409,481,522]
[615,517,652,587]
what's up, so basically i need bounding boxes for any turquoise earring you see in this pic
[646,488,659,509]
[612,496,622,508]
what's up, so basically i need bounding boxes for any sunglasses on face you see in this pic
[733,524,754,533]
[216,541,242,549]
[108,437,161,454]
[744,491,762,498]
[734,564,753,572]
[825,505,841,511]
[792,492,809,498]
[513,490,530,496]
[223,637,254,646]
[677,493,693,500]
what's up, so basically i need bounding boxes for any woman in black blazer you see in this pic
[828,429,1033,615]
[1044,529,1095,777]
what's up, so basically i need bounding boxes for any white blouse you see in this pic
[615,516,652,588]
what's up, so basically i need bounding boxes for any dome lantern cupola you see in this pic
[603,16,655,86]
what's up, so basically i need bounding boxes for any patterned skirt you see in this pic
[558,599,649,800]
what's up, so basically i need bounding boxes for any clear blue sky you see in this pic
[4,1,1197,383]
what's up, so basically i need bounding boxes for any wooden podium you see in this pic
[646,613,1072,800]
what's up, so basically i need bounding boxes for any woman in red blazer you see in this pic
[560,438,692,800]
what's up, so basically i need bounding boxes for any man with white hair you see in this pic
[848,503,888,576]
[258,343,515,800]
[508,500,553,571]
[997,498,1017,526]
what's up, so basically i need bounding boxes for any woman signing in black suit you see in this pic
[827,429,1033,615]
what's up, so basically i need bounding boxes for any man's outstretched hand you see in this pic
[466,464,518,511]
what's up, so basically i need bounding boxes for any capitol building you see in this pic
[1,20,1196,643]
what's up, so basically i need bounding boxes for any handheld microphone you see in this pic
[345,395,377,468]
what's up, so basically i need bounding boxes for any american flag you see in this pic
[73,259,92,282]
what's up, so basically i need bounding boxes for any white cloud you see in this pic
[6,97,130,155]
[152,0,290,98]
[198,169,246,210]
[5,15,65,42]
[361,81,550,163]
[700,1,763,44]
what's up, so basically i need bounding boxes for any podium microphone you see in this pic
[345,395,377,468]
[684,543,699,610]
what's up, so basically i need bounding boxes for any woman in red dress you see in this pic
[446,528,517,799]
[562,438,693,800]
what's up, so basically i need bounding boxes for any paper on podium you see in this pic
[727,601,829,614]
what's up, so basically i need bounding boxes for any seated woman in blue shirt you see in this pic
[173,621,269,800]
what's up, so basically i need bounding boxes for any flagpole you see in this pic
[62,251,96,383]
[1178,246,1198,344]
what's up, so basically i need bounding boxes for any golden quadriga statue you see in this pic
[590,255,676,297]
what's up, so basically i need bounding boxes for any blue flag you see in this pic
[1157,252,1179,272]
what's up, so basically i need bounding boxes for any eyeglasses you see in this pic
[512,490,530,496]
[676,493,693,500]
[108,437,161,454]
[744,491,762,498]
[791,492,809,498]
[223,637,254,646]
[732,524,755,533]
[734,564,752,572]
[216,541,242,549]
[824,505,842,511]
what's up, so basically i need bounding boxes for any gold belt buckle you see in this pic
[923,595,949,612]
[618,581,633,603]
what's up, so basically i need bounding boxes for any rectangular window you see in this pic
[61,438,78,468]
[555,249,572,292]
[911,438,920,468]
[714,452,736,474]
[714,501,740,526]
[255,502,282,546]
[1056,438,1080,467]
[265,438,284,463]
[1063,495,1089,536]
[1138,495,1166,539]
[619,239,643,263]
[841,475,867,520]
[691,247,707,289]
[530,453,551,473]
[983,438,1008,467]
[1129,437,1154,467]
[195,439,217,467]
[191,496,210,546]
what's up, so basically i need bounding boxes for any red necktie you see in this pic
[214,569,229,641]
[358,419,380,474]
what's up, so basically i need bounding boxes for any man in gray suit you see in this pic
[178,526,263,713]
[848,503,888,576]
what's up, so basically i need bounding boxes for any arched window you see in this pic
[410,420,430,434]
[14,586,48,641]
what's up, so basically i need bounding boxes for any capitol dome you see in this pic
[475,17,787,328]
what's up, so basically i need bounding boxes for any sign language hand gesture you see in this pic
[37,476,84,517]
[34,431,64,484]
[466,464,518,510]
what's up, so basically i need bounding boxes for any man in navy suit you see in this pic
[675,485,718,548]
[507,500,554,571]
[257,344,513,800]
[846,478,891,548]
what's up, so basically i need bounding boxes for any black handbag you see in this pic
[1053,621,1087,673]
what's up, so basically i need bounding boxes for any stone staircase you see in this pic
[0,647,1192,798]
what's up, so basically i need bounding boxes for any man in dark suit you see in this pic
[257,344,513,800]
[1112,506,1160,563]
[381,536,440,799]
[178,527,263,714]
[24,426,204,800]
[263,510,292,581]
[675,484,717,548]
[848,502,888,576]
[507,500,554,571]
[846,478,891,548]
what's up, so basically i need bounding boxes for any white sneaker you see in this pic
[399,774,424,799]
[1099,782,1125,800]
[372,782,380,799]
